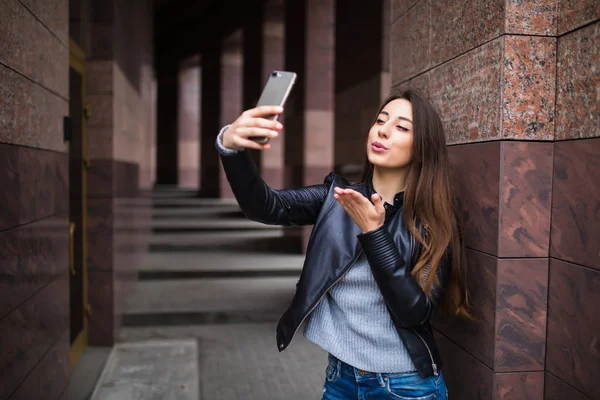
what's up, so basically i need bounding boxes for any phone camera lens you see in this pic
[272,71,280,77]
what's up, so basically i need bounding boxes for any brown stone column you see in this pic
[220,31,243,199]
[391,1,600,399]
[261,0,285,189]
[199,43,222,198]
[85,0,154,346]
[243,0,265,172]
[283,0,335,250]
[334,0,390,182]
[177,56,200,189]
[283,0,306,189]
[155,63,179,185]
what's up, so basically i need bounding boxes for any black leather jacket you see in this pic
[220,149,450,378]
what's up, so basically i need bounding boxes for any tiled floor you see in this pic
[91,190,327,400]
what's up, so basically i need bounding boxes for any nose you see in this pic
[378,123,391,139]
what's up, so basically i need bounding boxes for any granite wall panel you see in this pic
[0,277,69,400]
[557,0,600,35]
[550,138,600,270]
[556,23,600,141]
[546,259,600,399]
[0,0,69,98]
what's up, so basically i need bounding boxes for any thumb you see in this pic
[372,194,385,212]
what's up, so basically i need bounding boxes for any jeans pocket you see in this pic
[385,375,437,400]
[325,364,338,383]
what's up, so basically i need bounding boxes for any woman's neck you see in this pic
[372,166,409,204]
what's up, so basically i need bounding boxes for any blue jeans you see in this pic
[322,354,448,400]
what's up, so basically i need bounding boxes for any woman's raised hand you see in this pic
[222,106,284,150]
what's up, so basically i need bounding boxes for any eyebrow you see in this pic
[380,110,413,124]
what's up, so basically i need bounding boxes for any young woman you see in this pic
[216,89,469,399]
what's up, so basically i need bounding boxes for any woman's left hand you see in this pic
[334,187,386,233]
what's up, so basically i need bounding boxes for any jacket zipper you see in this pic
[410,222,437,376]
[413,329,437,376]
[286,249,364,347]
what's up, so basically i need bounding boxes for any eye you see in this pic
[376,118,385,125]
[396,125,410,132]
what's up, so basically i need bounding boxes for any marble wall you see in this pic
[391,0,599,398]
[0,1,70,399]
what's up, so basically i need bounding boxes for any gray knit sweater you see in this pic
[216,126,416,372]
[303,252,416,373]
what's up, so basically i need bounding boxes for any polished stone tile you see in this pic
[0,277,69,400]
[546,259,600,399]
[20,0,69,45]
[114,160,140,198]
[544,372,591,400]
[505,0,557,35]
[499,142,553,258]
[494,258,548,372]
[87,198,114,271]
[88,159,115,197]
[430,0,503,66]
[304,0,334,111]
[428,38,503,144]
[433,249,497,368]
[8,330,70,400]
[55,151,69,217]
[391,0,429,84]
[86,93,114,128]
[90,340,199,400]
[0,217,67,321]
[557,0,600,34]
[88,270,115,346]
[0,65,69,152]
[87,127,114,160]
[434,331,494,399]
[448,142,500,255]
[494,371,544,400]
[0,143,20,231]
[391,0,419,21]
[0,0,68,97]
[502,36,556,140]
[550,138,600,270]
[556,23,600,140]
[88,22,114,60]
[87,60,114,95]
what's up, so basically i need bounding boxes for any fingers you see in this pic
[236,127,280,139]
[243,105,284,119]
[235,138,272,151]
[334,188,368,204]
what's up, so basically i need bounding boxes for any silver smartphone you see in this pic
[252,70,297,144]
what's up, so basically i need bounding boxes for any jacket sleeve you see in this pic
[358,226,450,328]
[217,127,333,226]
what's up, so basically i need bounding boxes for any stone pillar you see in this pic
[155,63,179,185]
[243,0,265,173]
[177,56,200,189]
[86,0,154,346]
[283,0,335,250]
[199,43,222,198]
[391,1,600,399]
[261,0,285,189]
[283,0,306,189]
[220,31,243,199]
[334,0,390,182]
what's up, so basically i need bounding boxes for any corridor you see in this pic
[90,188,327,399]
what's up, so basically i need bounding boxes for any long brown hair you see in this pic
[362,88,470,319]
